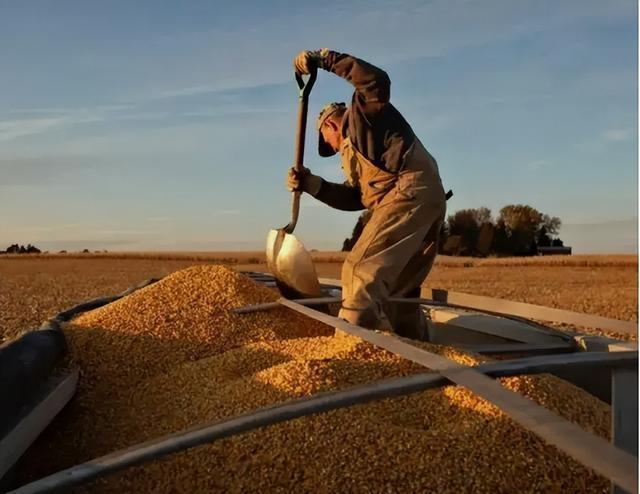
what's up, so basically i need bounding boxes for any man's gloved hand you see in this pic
[287,166,322,196]
[293,49,328,75]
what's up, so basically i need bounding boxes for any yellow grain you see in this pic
[16,265,611,493]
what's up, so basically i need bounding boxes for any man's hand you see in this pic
[293,49,328,75]
[287,166,322,196]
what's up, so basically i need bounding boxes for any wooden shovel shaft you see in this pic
[285,69,317,234]
[293,81,311,172]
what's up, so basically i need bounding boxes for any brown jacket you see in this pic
[313,51,430,211]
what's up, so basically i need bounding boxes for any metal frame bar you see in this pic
[314,276,637,335]
[612,368,639,494]
[232,291,572,346]
[233,297,340,314]
[0,371,79,480]
[232,296,455,315]
[429,289,638,335]
[278,299,638,493]
[429,308,567,343]
[245,274,633,345]
[458,342,576,355]
[9,352,636,494]
[0,278,158,485]
[234,297,575,347]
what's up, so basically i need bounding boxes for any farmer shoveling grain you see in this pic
[288,49,449,341]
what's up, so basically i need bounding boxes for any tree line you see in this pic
[342,204,565,257]
[0,244,107,254]
[2,243,42,254]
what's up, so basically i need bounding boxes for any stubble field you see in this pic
[0,253,636,344]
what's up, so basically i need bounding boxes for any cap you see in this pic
[317,102,346,157]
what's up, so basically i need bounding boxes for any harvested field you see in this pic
[16,265,612,493]
[1,254,636,343]
[2,251,633,266]
[423,261,638,340]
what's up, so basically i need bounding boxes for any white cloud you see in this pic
[0,110,104,142]
[8,104,133,116]
[128,0,635,101]
[8,223,81,233]
[0,117,67,142]
[10,225,56,233]
[95,229,155,235]
[527,159,552,170]
[0,156,101,186]
[603,129,631,142]
[0,105,165,143]
[212,209,240,216]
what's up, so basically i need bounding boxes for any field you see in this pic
[0,253,637,344]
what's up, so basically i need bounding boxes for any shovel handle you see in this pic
[286,68,317,234]
[293,68,317,172]
[285,191,301,235]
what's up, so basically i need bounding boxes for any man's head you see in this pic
[317,102,346,157]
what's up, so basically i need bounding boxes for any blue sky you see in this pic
[0,0,637,253]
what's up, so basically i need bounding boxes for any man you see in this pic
[288,49,448,341]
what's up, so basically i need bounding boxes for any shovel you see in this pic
[265,68,322,299]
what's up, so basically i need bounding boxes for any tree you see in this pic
[438,222,449,252]
[537,225,552,247]
[498,205,542,234]
[447,207,492,256]
[540,214,561,236]
[4,243,42,254]
[497,205,549,255]
[536,214,561,247]
[498,205,541,254]
[492,218,512,255]
[25,244,41,254]
[341,202,564,257]
[473,207,492,225]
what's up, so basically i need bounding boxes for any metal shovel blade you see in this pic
[266,228,322,299]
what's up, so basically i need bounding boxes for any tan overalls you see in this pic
[338,136,446,340]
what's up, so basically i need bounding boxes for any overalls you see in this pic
[338,136,446,340]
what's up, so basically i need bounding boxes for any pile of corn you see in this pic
[18,265,611,493]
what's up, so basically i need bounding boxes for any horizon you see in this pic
[1,1,638,254]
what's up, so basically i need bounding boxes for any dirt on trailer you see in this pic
[1,253,636,343]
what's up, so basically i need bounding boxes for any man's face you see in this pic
[320,118,342,155]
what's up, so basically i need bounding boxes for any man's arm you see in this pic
[321,50,390,111]
[312,179,365,212]
[318,50,414,173]
[287,166,365,212]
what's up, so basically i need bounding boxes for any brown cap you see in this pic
[317,102,346,157]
